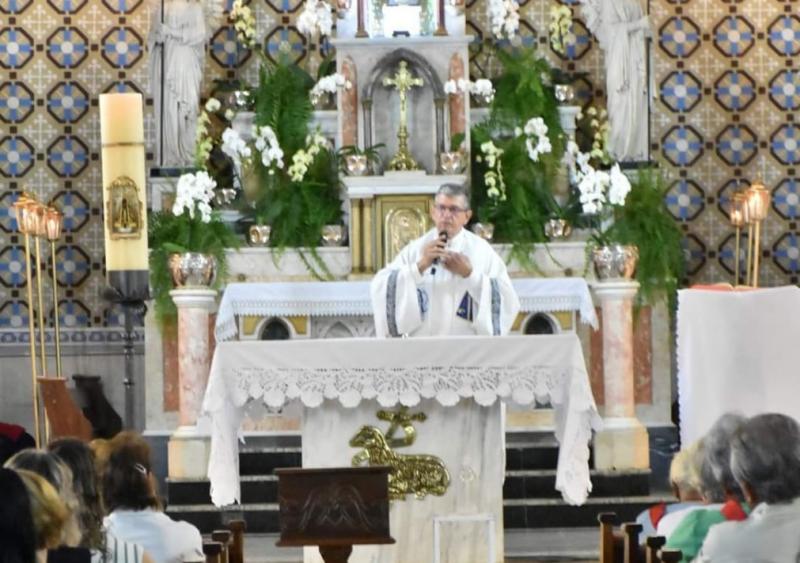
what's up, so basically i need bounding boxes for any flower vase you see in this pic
[544,218,572,240]
[240,163,261,204]
[592,244,639,280]
[321,224,345,246]
[472,222,495,242]
[248,224,271,246]
[168,253,216,287]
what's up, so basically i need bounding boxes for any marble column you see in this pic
[591,281,649,470]
[168,288,217,478]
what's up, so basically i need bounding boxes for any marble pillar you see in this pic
[168,288,217,478]
[591,281,649,470]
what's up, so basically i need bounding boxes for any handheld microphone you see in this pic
[431,230,448,274]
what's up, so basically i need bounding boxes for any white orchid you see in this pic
[230,0,257,48]
[520,117,552,163]
[173,171,217,223]
[310,73,353,105]
[480,141,507,201]
[444,78,496,104]
[487,0,519,40]
[297,0,333,37]
[288,131,329,182]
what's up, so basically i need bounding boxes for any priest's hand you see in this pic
[417,238,448,273]
[443,251,473,278]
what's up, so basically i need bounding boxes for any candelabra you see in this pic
[728,192,746,286]
[11,194,64,447]
[744,181,771,288]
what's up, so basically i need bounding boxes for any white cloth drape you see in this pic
[677,286,800,446]
[214,277,598,341]
[202,334,601,508]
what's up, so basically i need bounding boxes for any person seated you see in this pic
[695,413,800,562]
[102,432,203,563]
[663,413,749,561]
[0,467,40,563]
[0,421,36,465]
[15,468,70,563]
[636,441,704,541]
[5,449,83,548]
[49,438,153,563]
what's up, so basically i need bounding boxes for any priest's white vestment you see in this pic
[371,227,520,337]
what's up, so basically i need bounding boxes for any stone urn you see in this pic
[345,154,368,176]
[544,218,572,240]
[471,222,495,242]
[168,253,216,287]
[592,244,639,280]
[248,224,271,246]
[321,224,345,246]
[439,151,464,174]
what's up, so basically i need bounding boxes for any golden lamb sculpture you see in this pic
[349,424,450,500]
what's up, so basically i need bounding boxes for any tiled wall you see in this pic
[1,0,796,342]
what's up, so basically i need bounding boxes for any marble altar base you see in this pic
[301,399,503,563]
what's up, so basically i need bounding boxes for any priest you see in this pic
[371,183,520,337]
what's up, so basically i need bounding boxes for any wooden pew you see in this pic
[658,549,683,563]
[598,512,644,563]
[202,541,222,563]
[228,519,246,563]
[645,536,666,563]
[211,530,232,563]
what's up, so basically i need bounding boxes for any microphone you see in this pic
[431,230,448,275]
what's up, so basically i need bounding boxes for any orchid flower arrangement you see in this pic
[476,140,507,202]
[548,5,573,55]
[288,131,330,182]
[487,0,520,40]
[444,78,496,104]
[516,117,552,163]
[230,0,257,49]
[220,125,284,187]
[310,73,353,105]
[297,0,333,37]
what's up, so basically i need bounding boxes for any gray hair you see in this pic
[730,413,800,504]
[698,413,746,502]
[436,183,470,209]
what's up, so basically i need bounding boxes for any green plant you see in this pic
[603,167,686,306]
[148,173,240,326]
[463,43,565,257]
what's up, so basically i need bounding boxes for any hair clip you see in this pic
[133,463,148,475]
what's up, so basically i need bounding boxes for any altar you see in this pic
[202,334,601,562]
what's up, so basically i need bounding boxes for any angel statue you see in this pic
[581,0,652,162]
[147,0,222,167]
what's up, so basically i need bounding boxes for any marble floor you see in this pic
[236,528,598,562]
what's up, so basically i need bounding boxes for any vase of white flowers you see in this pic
[565,140,638,279]
[310,72,352,109]
[149,170,240,323]
[220,124,284,203]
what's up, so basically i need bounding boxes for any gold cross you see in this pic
[382,61,423,170]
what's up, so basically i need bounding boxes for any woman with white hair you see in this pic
[663,413,749,561]
[696,413,800,562]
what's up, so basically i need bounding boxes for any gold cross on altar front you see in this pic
[383,61,423,170]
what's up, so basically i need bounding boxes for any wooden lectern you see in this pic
[276,466,395,563]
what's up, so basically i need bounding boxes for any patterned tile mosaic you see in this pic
[1,0,798,345]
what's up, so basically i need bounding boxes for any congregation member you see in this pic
[102,432,203,563]
[635,441,703,541]
[695,413,800,562]
[49,438,152,563]
[663,413,748,561]
[371,183,519,337]
[0,467,40,563]
[16,468,70,563]
[5,449,83,549]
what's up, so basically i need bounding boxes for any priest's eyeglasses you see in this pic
[434,204,467,215]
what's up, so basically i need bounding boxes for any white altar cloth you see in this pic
[214,278,598,341]
[677,286,800,445]
[202,334,601,507]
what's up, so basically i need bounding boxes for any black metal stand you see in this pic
[103,285,148,430]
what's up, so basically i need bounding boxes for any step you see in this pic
[166,502,280,534]
[503,494,674,529]
[239,447,302,476]
[167,475,278,505]
[505,442,594,471]
[503,469,650,500]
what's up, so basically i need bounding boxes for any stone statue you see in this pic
[581,0,652,162]
[147,0,210,168]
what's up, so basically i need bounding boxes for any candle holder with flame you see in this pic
[744,182,770,287]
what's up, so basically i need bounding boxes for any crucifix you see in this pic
[383,61,423,171]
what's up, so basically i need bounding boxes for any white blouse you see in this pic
[104,510,203,563]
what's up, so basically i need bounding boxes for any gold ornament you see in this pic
[382,61,423,171]
[350,406,450,500]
